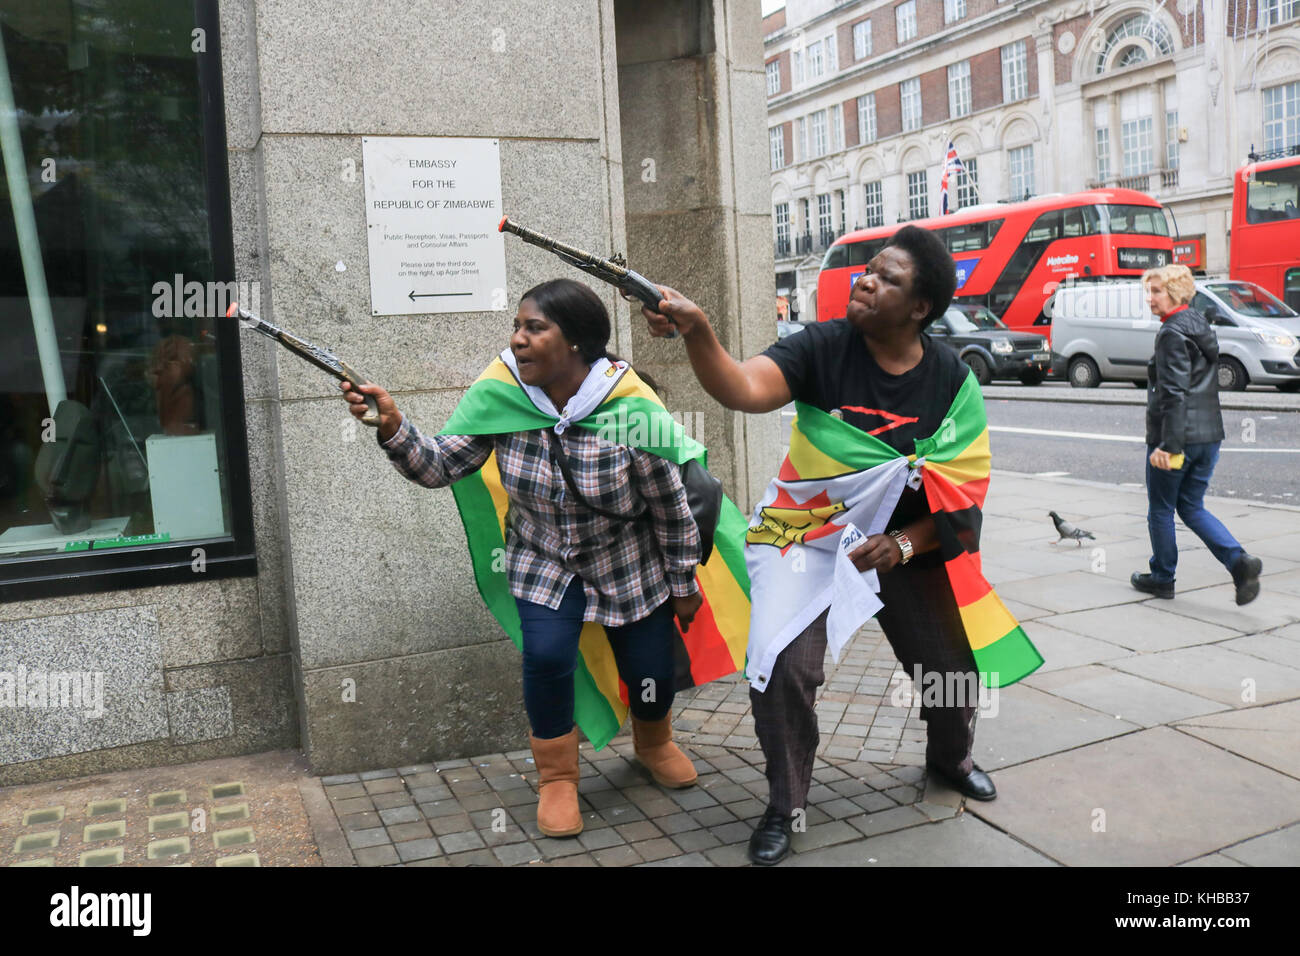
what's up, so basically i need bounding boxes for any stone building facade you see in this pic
[0,0,777,785]
[765,0,1300,314]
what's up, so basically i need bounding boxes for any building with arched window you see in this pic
[765,0,1300,317]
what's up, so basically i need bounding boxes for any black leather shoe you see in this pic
[1231,554,1263,606]
[1130,571,1174,599]
[747,807,792,866]
[926,762,997,801]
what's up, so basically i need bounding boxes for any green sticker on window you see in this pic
[62,541,92,552]
[90,533,172,550]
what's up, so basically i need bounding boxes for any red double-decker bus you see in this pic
[816,188,1175,332]
[1230,151,1300,311]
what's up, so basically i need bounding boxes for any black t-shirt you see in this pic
[762,319,970,561]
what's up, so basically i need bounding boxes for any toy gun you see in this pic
[497,216,677,337]
[224,302,381,426]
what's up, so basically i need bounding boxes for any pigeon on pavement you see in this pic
[1049,510,1095,546]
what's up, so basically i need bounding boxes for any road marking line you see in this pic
[988,425,1300,452]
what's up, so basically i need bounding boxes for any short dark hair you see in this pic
[884,225,957,327]
[520,278,611,362]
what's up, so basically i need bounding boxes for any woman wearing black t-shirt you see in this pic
[642,226,993,866]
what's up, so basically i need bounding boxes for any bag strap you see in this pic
[543,428,635,523]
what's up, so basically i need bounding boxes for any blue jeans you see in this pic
[1145,442,1245,583]
[515,579,677,739]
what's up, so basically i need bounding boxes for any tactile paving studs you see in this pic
[146,837,190,860]
[212,803,250,824]
[147,790,186,808]
[147,812,189,834]
[21,807,65,826]
[86,799,126,817]
[79,847,124,867]
[83,821,126,843]
[213,827,254,849]
[215,852,259,867]
[209,782,245,800]
[15,831,59,853]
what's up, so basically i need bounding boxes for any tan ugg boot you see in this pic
[632,715,698,789]
[529,728,583,837]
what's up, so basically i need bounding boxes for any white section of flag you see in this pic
[745,457,911,691]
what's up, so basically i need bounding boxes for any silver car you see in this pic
[1191,280,1300,392]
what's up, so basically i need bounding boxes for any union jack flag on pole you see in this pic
[940,140,965,215]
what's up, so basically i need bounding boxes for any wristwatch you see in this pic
[888,530,914,565]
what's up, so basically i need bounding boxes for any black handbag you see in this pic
[544,428,723,562]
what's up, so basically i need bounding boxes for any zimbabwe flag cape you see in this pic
[439,356,751,749]
[745,370,1042,689]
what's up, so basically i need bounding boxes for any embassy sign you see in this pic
[362,136,507,316]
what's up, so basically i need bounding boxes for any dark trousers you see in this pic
[1146,442,1245,583]
[515,578,677,739]
[750,560,979,815]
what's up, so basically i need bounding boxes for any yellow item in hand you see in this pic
[1168,452,1185,470]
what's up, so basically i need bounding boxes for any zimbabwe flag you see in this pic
[439,357,751,750]
[746,370,1042,689]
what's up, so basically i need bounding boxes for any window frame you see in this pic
[853,19,873,60]
[769,125,785,170]
[858,92,877,144]
[766,59,781,96]
[0,0,257,603]
[957,157,979,209]
[907,170,928,220]
[948,61,972,119]
[901,77,922,132]
[1008,144,1035,200]
[1263,81,1300,154]
[944,0,967,24]
[896,1,918,44]
[1001,40,1028,103]
[863,180,884,228]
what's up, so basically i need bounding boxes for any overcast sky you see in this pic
[762,0,785,15]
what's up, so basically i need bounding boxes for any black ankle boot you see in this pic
[1231,554,1263,606]
[747,806,793,866]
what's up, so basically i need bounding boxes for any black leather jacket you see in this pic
[1145,306,1226,454]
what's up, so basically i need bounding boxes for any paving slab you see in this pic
[1218,822,1300,867]
[1111,643,1300,707]
[971,683,1139,770]
[1176,853,1247,867]
[996,571,1147,614]
[1017,621,1135,673]
[970,727,1300,866]
[1043,603,1239,653]
[1219,633,1300,671]
[1155,585,1300,633]
[1025,665,1228,728]
[1174,699,1300,779]
[788,811,1057,866]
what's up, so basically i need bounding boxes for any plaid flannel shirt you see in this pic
[381,414,701,626]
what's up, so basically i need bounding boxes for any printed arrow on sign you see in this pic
[409,290,474,301]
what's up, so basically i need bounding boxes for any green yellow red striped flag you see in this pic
[439,358,751,749]
[748,370,1042,688]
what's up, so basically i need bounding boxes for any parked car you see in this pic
[1192,279,1300,392]
[927,304,1053,385]
[776,318,812,340]
[1047,278,1300,391]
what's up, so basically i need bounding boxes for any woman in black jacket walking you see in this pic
[1132,264,1263,605]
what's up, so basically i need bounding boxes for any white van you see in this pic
[1045,280,1154,388]
[1046,278,1300,391]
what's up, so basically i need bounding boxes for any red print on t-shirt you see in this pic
[836,406,919,436]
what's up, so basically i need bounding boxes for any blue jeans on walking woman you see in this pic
[515,578,677,739]
[1146,442,1245,583]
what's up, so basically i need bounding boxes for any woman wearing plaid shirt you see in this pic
[342,279,703,838]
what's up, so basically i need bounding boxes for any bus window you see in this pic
[822,245,848,270]
[1287,269,1300,313]
[1024,210,1063,243]
[1061,206,1087,237]
[847,239,887,266]
[940,219,1002,253]
[1247,165,1300,223]
[1102,204,1171,236]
